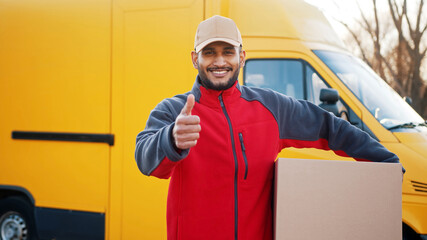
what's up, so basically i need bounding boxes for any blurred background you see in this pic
[307,0,427,119]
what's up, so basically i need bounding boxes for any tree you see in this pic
[335,0,427,119]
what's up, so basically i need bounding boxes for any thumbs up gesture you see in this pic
[172,94,201,150]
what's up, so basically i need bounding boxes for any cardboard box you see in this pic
[274,158,402,240]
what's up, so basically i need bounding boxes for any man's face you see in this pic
[191,41,246,91]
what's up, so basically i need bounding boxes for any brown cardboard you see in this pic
[274,158,402,240]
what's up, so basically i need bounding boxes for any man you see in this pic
[135,15,402,240]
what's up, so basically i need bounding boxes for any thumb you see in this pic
[181,94,195,116]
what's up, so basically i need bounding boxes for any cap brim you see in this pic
[195,38,241,53]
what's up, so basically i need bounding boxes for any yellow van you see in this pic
[0,0,426,239]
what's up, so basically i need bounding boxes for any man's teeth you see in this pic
[212,70,227,74]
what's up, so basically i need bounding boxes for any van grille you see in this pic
[411,181,427,194]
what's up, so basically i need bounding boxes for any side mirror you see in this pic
[403,96,412,106]
[320,88,339,103]
[319,88,339,117]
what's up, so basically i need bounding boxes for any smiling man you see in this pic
[192,41,244,91]
[135,15,402,240]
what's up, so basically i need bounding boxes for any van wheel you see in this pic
[0,196,36,240]
[403,223,422,240]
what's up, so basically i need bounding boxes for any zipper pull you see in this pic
[239,132,248,180]
[239,133,245,151]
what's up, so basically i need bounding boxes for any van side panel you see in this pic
[0,0,111,225]
[111,0,204,239]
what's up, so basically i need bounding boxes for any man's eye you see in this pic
[204,51,213,55]
[225,51,234,55]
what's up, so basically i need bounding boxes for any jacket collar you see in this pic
[191,75,242,108]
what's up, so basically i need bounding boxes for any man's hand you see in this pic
[172,94,201,150]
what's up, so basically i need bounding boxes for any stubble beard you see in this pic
[198,65,240,91]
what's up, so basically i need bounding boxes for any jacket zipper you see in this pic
[238,133,248,180]
[218,94,239,240]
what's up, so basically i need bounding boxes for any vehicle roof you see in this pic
[218,0,346,50]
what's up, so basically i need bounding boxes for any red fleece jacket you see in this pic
[135,77,400,240]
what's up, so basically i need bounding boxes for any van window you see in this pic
[306,66,350,120]
[313,50,425,131]
[244,58,335,104]
[243,58,376,137]
[306,65,328,105]
[244,59,304,100]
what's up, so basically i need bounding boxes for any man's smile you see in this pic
[207,67,233,77]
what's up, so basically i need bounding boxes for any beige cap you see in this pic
[194,15,242,53]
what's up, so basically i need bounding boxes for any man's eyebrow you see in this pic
[202,46,235,52]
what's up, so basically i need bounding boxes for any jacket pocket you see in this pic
[239,132,248,180]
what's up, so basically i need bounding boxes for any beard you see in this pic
[198,65,240,91]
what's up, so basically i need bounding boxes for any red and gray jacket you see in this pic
[135,76,400,240]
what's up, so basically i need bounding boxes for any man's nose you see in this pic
[213,54,226,67]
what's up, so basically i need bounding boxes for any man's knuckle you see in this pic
[177,135,187,141]
[176,116,184,124]
[192,125,201,133]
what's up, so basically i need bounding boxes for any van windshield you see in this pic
[313,50,424,130]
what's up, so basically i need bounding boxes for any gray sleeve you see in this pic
[135,96,190,176]
[241,86,403,171]
[275,95,404,172]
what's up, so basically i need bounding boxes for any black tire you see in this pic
[403,223,422,240]
[0,196,37,240]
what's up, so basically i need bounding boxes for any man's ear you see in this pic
[191,51,198,69]
[239,50,246,68]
